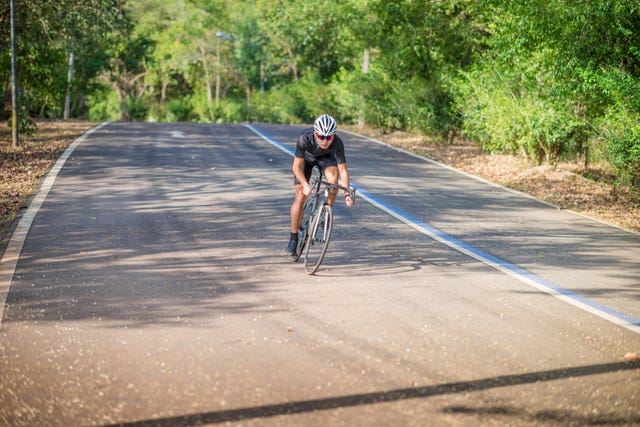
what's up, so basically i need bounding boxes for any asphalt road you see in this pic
[0,122,638,426]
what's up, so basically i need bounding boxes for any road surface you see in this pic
[1,122,638,426]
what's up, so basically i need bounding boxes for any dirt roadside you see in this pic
[1,121,639,246]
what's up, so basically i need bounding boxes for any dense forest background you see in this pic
[1,0,639,185]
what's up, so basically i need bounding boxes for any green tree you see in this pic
[0,0,127,123]
[453,0,640,175]
[99,17,153,121]
[363,0,486,138]
[124,0,231,122]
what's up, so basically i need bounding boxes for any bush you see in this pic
[165,98,193,122]
[600,108,640,185]
[453,67,524,154]
[216,99,246,123]
[356,67,407,130]
[325,67,362,125]
[453,55,589,164]
[86,86,120,122]
[250,72,330,124]
[251,88,302,123]
[126,96,148,121]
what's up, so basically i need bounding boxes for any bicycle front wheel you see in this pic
[291,227,306,262]
[304,204,333,275]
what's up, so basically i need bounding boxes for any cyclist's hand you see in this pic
[303,185,312,196]
[345,194,354,207]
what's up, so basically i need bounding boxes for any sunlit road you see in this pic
[1,122,639,426]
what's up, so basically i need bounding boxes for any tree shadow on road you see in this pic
[101,359,640,427]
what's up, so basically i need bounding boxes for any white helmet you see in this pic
[313,114,337,136]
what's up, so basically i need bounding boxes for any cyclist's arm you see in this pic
[292,156,311,194]
[338,162,354,207]
[337,162,350,191]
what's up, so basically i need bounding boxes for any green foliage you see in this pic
[86,85,120,122]
[251,72,329,124]
[595,70,640,184]
[189,93,246,124]
[325,67,366,125]
[362,0,483,137]
[5,0,640,186]
[452,0,640,176]
[215,99,247,124]
[167,97,195,123]
[125,96,149,122]
[453,55,586,164]
[8,106,37,137]
[255,0,361,85]
[0,0,127,124]
[251,89,299,124]
[600,109,640,185]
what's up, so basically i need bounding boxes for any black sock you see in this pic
[290,232,298,241]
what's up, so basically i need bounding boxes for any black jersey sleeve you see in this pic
[332,135,347,164]
[294,129,313,158]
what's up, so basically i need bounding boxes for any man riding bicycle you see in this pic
[285,114,354,256]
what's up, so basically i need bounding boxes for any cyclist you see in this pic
[286,114,353,256]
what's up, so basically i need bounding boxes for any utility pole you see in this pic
[10,0,19,147]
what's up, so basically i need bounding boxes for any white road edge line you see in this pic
[0,122,110,325]
[245,123,640,336]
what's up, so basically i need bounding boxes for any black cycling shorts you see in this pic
[294,155,338,185]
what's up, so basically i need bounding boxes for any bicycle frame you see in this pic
[292,166,356,274]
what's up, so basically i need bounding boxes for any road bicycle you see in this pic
[291,166,356,275]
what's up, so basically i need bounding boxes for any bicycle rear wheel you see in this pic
[303,204,333,275]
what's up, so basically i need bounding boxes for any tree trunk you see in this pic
[286,47,298,81]
[115,84,128,121]
[161,77,168,105]
[64,38,75,120]
[199,46,213,108]
[10,0,19,147]
[358,48,370,128]
[214,42,219,108]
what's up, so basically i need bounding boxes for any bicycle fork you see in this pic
[311,204,330,243]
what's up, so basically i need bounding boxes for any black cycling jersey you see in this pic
[294,128,347,164]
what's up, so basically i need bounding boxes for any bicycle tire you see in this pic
[292,167,322,262]
[303,204,333,275]
[291,227,306,262]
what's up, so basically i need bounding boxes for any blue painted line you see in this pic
[245,124,640,335]
[247,124,296,156]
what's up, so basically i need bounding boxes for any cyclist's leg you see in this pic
[290,159,315,233]
[319,155,339,206]
[290,185,306,233]
[287,162,311,255]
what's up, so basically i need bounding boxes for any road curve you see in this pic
[1,122,638,426]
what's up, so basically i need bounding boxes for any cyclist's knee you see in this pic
[324,167,338,182]
[294,187,306,202]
